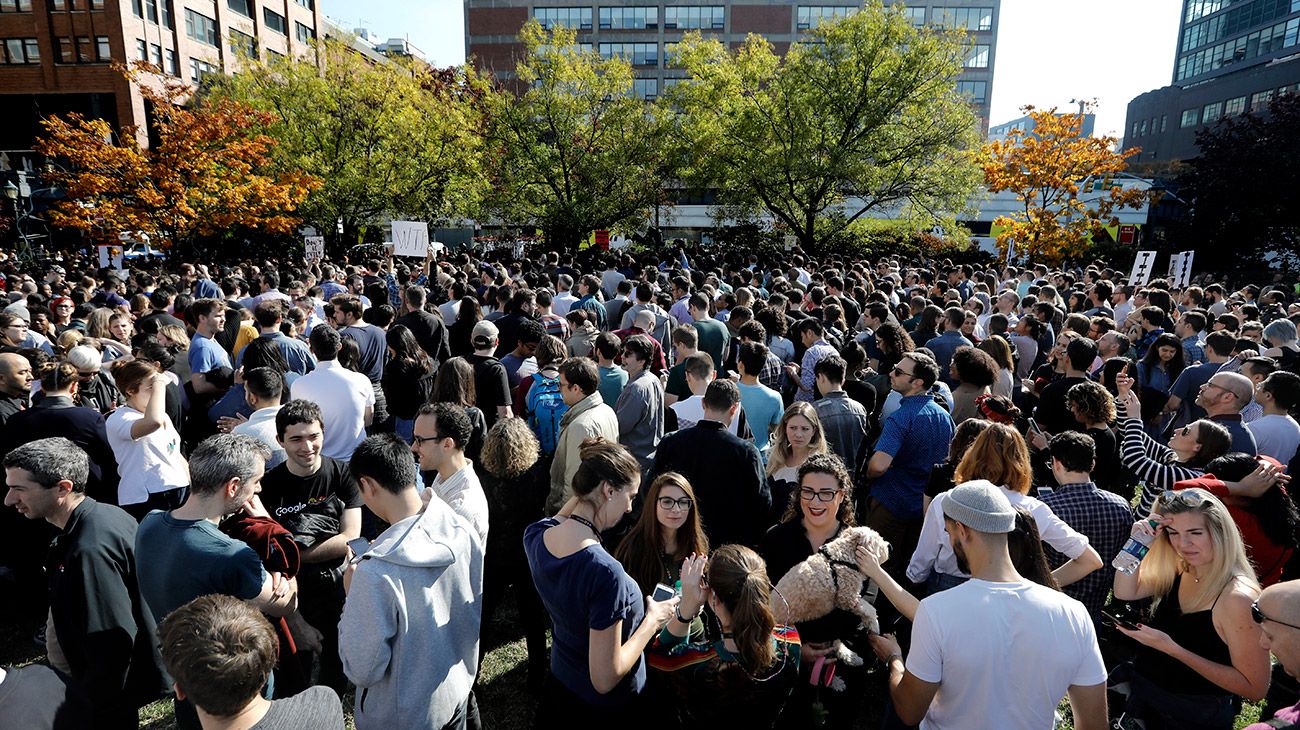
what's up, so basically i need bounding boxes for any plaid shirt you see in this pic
[1039,481,1133,618]
[1182,335,1206,366]
[759,351,786,392]
[539,312,570,340]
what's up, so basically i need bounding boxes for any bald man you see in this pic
[0,352,33,426]
[1244,580,1300,730]
[1195,371,1259,455]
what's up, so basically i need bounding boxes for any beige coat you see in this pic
[546,391,621,513]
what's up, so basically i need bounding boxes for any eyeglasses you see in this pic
[411,433,443,447]
[1252,601,1300,631]
[657,497,693,512]
[76,370,98,379]
[1159,489,1208,511]
[799,488,841,503]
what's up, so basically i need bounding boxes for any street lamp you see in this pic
[2,181,17,200]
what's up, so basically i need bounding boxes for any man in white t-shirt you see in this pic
[290,326,374,460]
[870,480,1108,730]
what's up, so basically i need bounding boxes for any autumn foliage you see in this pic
[980,105,1154,264]
[33,64,319,250]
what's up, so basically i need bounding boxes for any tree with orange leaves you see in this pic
[979,104,1154,264]
[33,63,319,253]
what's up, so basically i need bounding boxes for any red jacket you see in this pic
[1173,470,1293,586]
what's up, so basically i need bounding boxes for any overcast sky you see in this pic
[322,0,1184,138]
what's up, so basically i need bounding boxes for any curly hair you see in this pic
[951,346,997,388]
[480,417,539,481]
[873,322,914,358]
[780,452,856,525]
[1067,380,1116,426]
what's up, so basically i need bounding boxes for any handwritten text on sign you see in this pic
[391,220,430,258]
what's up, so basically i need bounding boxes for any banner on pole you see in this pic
[1173,250,1195,288]
[1129,250,1157,287]
[391,220,430,257]
[304,236,324,262]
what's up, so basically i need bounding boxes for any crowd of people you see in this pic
[0,241,1298,730]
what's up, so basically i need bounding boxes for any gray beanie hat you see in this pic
[942,479,1016,533]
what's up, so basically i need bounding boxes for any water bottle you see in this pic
[1112,519,1160,575]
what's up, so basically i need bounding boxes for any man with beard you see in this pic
[868,480,1107,730]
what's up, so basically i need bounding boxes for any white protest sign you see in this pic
[1173,250,1195,288]
[304,235,324,262]
[97,244,124,270]
[1006,238,1015,264]
[1128,250,1157,287]
[1167,252,1185,284]
[391,220,430,257]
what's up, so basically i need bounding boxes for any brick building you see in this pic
[465,0,1000,132]
[0,0,323,153]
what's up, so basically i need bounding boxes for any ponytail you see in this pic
[708,545,777,673]
[571,437,640,498]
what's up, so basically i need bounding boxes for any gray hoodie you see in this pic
[338,496,484,730]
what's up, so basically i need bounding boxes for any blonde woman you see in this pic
[764,402,829,524]
[1113,488,1270,729]
[907,423,1102,592]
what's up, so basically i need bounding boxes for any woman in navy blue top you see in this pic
[524,437,678,724]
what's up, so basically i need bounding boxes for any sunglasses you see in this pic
[1252,601,1300,631]
[890,366,915,378]
[1158,489,1208,511]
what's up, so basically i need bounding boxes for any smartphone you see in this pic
[1102,611,1139,631]
[651,583,676,602]
[347,537,371,565]
[1027,418,1044,435]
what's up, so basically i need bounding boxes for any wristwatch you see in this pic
[675,605,700,624]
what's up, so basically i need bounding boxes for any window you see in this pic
[150,42,162,66]
[1250,89,1273,111]
[3,37,40,63]
[599,6,657,29]
[143,0,157,22]
[1202,101,1223,123]
[0,0,34,12]
[164,47,178,75]
[633,77,658,100]
[663,6,724,29]
[161,0,173,29]
[189,56,217,82]
[533,7,593,30]
[294,0,313,8]
[931,7,994,31]
[1224,95,1246,115]
[955,80,987,103]
[1139,119,1148,135]
[264,8,287,35]
[906,7,926,26]
[1161,114,1168,132]
[49,0,63,8]
[57,37,74,63]
[1184,0,1226,22]
[965,44,990,68]
[599,42,658,66]
[91,0,104,8]
[185,9,218,46]
[1131,121,1138,138]
[1175,16,1300,81]
[135,39,147,61]
[1181,0,1295,52]
[229,29,256,57]
[131,0,141,17]
[1180,108,1199,127]
[96,35,110,60]
[797,6,857,30]
[227,0,251,17]
[295,21,315,44]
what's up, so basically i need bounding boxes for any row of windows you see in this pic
[1181,0,1299,51]
[1131,114,1168,138]
[599,41,657,65]
[664,6,724,29]
[0,0,32,11]
[133,39,180,75]
[58,35,110,62]
[599,6,657,29]
[230,28,256,56]
[1175,16,1298,80]
[295,21,315,44]
[190,56,218,81]
[797,5,857,29]
[1176,84,1300,128]
[47,0,107,9]
[930,7,994,31]
[2,37,40,63]
[132,0,175,29]
[534,7,593,29]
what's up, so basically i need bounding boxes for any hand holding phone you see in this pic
[1102,611,1139,631]
[347,537,370,565]
[651,582,676,602]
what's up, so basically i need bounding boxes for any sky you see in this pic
[321,0,1184,138]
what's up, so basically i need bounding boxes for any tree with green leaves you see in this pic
[481,21,675,248]
[668,1,981,253]
[203,38,488,248]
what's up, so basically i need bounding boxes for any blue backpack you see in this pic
[526,372,568,455]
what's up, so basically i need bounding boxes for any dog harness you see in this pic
[817,544,863,594]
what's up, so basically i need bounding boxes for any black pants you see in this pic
[283,563,348,696]
[121,487,188,522]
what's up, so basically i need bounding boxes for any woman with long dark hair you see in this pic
[382,324,435,443]
[1137,331,1186,432]
[430,356,486,461]
[614,472,711,598]
[448,296,483,357]
[647,546,801,728]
